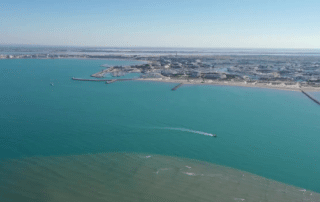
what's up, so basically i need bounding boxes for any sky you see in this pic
[1,0,320,48]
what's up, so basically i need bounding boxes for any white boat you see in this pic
[50,83,54,86]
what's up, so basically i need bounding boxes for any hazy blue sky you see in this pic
[1,0,319,48]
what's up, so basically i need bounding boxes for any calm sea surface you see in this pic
[1,59,320,201]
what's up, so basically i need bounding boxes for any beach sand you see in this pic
[138,78,320,92]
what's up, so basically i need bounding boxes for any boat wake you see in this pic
[156,127,216,137]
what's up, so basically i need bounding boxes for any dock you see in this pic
[172,83,183,91]
[301,90,320,105]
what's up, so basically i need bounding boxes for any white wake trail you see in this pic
[157,127,216,137]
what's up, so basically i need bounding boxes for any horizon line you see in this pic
[0,43,319,50]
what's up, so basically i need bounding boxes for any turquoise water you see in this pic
[310,92,320,101]
[1,59,320,194]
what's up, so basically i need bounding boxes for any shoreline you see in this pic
[137,78,320,92]
[2,56,320,92]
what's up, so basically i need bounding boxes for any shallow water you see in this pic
[1,59,320,200]
[1,153,319,202]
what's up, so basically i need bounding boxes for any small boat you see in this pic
[212,134,217,137]
[50,83,54,86]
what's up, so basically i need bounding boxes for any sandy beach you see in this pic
[137,77,320,92]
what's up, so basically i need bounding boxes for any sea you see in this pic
[1,57,320,201]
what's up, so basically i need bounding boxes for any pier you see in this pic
[301,90,320,105]
[172,83,183,91]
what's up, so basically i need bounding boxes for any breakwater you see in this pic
[106,80,117,84]
[115,78,136,82]
[172,83,183,91]
[72,77,136,82]
[301,90,320,105]
[72,78,110,82]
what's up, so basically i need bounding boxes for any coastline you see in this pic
[137,78,320,92]
[2,54,320,92]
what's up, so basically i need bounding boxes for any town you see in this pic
[2,53,320,88]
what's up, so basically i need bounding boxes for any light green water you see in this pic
[1,153,319,202]
[1,59,320,201]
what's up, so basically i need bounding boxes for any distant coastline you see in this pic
[2,52,320,92]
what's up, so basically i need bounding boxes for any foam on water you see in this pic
[156,127,215,137]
